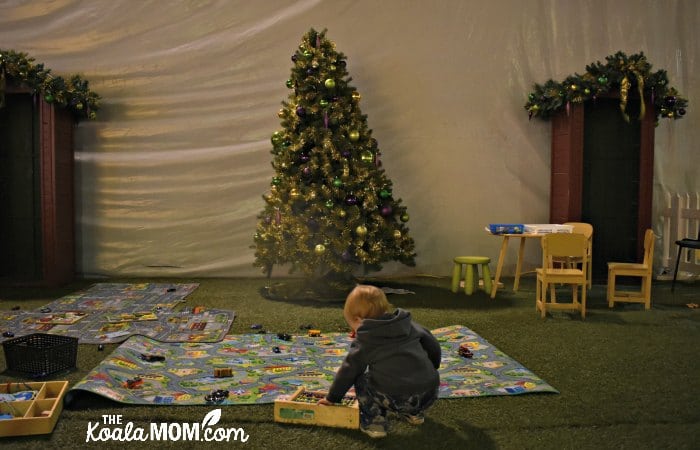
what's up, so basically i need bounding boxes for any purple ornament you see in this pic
[345,195,358,206]
[291,54,298,62]
[341,150,351,158]
[380,204,393,217]
[341,250,353,262]
[324,111,329,128]
[299,153,310,163]
[302,166,312,177]
[296,106,306,117]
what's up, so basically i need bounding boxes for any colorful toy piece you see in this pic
[277,333,292,341]
[307,329,321,337]
[192,306,205,314]
[123,377,143,389]
[205,389,229,404]
[214,367,233,378]
[458,343,473,358]
[139,353,165,362]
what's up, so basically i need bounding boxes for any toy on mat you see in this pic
[274,387,359,429]
[214,367,232,378]
[205,389,229,404]
[277,333,292,341]
[123,377,143,389]
[307,329,321,337]
[192,306,205,314]
[458,343,473,358]
[139,353,165,362]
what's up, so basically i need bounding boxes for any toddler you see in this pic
[319,284,441,438]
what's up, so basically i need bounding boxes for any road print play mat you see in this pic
[65,325,557,406]
[0,283,235,344]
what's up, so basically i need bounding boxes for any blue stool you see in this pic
[451,256,492,295]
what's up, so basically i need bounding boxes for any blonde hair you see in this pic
[344,284,393,319]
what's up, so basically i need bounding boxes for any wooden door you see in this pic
[582,98,641,279]
[550,94,655,281]
[0,89,76,286]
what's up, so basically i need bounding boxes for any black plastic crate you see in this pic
[2,333,78,378]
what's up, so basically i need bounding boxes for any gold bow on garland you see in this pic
[524,51,688,123]
[618,73,646,122]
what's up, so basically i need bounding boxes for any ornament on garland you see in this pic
[0,49,100,120]
[524,51,688,123]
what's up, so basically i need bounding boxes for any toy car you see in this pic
[458,343,473,358]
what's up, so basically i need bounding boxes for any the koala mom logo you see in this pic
[86,409,249,443]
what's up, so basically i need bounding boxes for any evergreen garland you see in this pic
[525,51,688,123]
[0,49,100,120]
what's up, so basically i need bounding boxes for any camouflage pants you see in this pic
[354,372,438,430]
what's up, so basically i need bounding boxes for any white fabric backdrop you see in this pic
[1,0,697,278]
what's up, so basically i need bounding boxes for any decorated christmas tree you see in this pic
[253,28,415,295]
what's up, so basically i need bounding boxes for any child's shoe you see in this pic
[402,413,425,425]
[360,424,387,438]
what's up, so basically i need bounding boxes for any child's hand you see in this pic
[318,397,334,406]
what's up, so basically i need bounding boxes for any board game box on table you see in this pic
[274,387,358,429]
[0,381,68,437]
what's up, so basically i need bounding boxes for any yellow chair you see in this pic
[607,229,655,310]
[563,222,594,289]
[536,233,588,319]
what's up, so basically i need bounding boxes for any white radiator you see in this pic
[658,192,700,280]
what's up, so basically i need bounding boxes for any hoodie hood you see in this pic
[356,308,412,343]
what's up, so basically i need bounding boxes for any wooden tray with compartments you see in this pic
[274,387,359,429]
[0,381,68,437]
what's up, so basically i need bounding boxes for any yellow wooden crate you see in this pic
[274,387,359,429]
[0,380,68,437]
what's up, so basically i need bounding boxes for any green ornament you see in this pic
[348,130,360,142]
[44,93,54,103]
[360,150,374,163]
[303,50,313,59]
[271,177,281,186]
[379,189,391,199]
[325,199,334,208]
[319,99,329,108]
[333,178,343,188]
[400,213,410,222]
[598,76,608,84]
[286,79,294,89]
[324,78,336,89]
[584,88,591,95]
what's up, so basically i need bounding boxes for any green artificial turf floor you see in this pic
[1,275,698,449]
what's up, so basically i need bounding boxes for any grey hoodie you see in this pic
[326,308,441,403]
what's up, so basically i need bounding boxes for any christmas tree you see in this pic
[252,28,415,294]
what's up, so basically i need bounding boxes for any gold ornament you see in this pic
[393,230,402,239]
[356,225,368,237]
[348,131,360,142]
[278,109,285,118]
[338,209,347,218]
[314,244,326,255]
[352,91,361,101]
[289,188,301,199]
